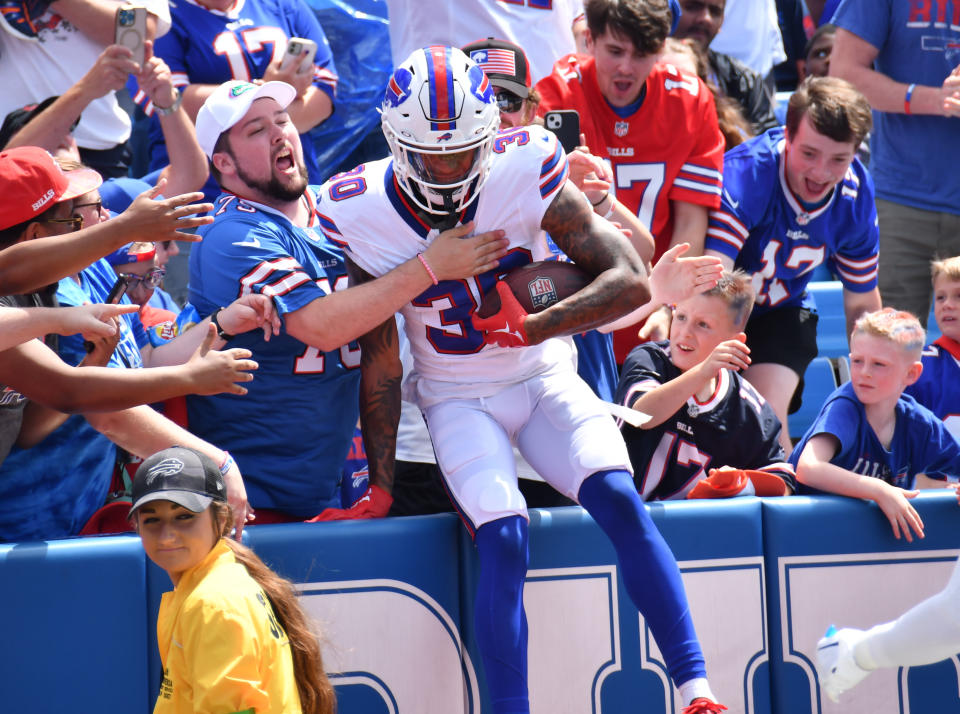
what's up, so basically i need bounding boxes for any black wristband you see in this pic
[590,191,609,208]
[210,307,235,341]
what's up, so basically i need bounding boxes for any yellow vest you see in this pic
[154,539,302,714]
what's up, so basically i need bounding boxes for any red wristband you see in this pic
[417,253,438,285]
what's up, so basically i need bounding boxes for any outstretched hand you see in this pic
[120,179,214,243]
[186,324,259,395]
[695,334,751,378]
[471,281,530,348]
[649,243,724,306]
[61,303,139,339]
[422,221,509,281]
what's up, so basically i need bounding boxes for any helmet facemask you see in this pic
[381,46,500,216]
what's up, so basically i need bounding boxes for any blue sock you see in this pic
[578,469,706,687]
[474,515,530,714]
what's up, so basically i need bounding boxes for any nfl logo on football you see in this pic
[614,121,629,137]
[528,277,558,309]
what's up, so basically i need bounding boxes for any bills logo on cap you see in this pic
[385,67,414,108]
[31,188,55,212]
[528,277,559,310]
[615,121,629,137]
[146,457,185,483]
[469,48,516,76]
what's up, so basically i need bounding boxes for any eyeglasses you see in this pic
[495,90,524,114]
[73,200,102,215]
[118,267,166,290]
[44,215,83,232]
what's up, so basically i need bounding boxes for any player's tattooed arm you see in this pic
[346,258,402,495]
[530,181,650,343]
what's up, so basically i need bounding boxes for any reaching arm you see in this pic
[0,330,256,414]
[830,29,956,116]
[796,434,924,541]
[669,200,709,254]
[138,47,209,197]
[0,303,136,352]
[85,405,251,536]
[843,287,882,345]
[284,223,506,351]
[526,181,650,343]
[0,184,211,295]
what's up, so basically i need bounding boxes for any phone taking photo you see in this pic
[115,4,148,69]
[544,110,581,154]
[280,38,318,74]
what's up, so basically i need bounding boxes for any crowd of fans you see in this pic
[0,0,957,547]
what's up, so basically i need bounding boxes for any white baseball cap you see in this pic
[195,80,297,159]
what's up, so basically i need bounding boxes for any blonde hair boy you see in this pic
[790,307,960,541]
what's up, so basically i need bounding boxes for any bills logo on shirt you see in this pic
[528,277,558,309]
[615,121,629,137]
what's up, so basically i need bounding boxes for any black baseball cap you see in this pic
[462,37,531,99]
[129,446,227,516]
[0,97,79,150]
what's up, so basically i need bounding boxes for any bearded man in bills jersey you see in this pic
[316,45,728,714]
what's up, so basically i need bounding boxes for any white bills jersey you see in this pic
[316,124,573,404]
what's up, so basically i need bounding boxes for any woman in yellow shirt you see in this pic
[130,446,336,714]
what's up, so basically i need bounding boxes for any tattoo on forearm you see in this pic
[357,317,401,493]
[533,182,650,340]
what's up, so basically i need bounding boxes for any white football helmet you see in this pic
[381,46,500,215]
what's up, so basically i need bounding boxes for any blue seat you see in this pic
[789,356,838,438]
[807,281,847,358]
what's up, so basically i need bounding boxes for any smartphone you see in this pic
[544,110,581,154]
[279,37,318,74]
[115,4,148,68]
[105,275,129,305]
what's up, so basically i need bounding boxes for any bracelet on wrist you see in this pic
[218,451,235,476]
[417,252,439,285]
[904,83,916,115]
[153,87,183,116]
[210,307,235,341]
[590,191,609,208]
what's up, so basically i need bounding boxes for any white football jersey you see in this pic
[316,124,573,405]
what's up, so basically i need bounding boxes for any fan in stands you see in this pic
[476,260,591,319]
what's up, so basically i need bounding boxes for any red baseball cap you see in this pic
[687,468,790,499]
[0,146,102,231]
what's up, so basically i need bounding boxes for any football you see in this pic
[476,260,592,319]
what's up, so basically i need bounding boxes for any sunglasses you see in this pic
[44,215,83,232]
[495,90,524,114]
[73,199,102,215]
[118,267,166,290]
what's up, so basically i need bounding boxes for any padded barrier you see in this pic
[2,491,958,713]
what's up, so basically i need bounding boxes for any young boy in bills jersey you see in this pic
[705,76,882,454]
[535,0,725,362]
[319,45,727,714]
[791,309,960,542]
[905,256,960,443]
[616,270,796,500]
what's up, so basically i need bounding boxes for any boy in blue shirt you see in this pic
[791,308,960,542]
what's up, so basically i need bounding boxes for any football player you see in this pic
[616,270,796,500]
[705,76,882,454]
[317,45,727,713]
[535,0,726,362]
[186,79,507,523]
